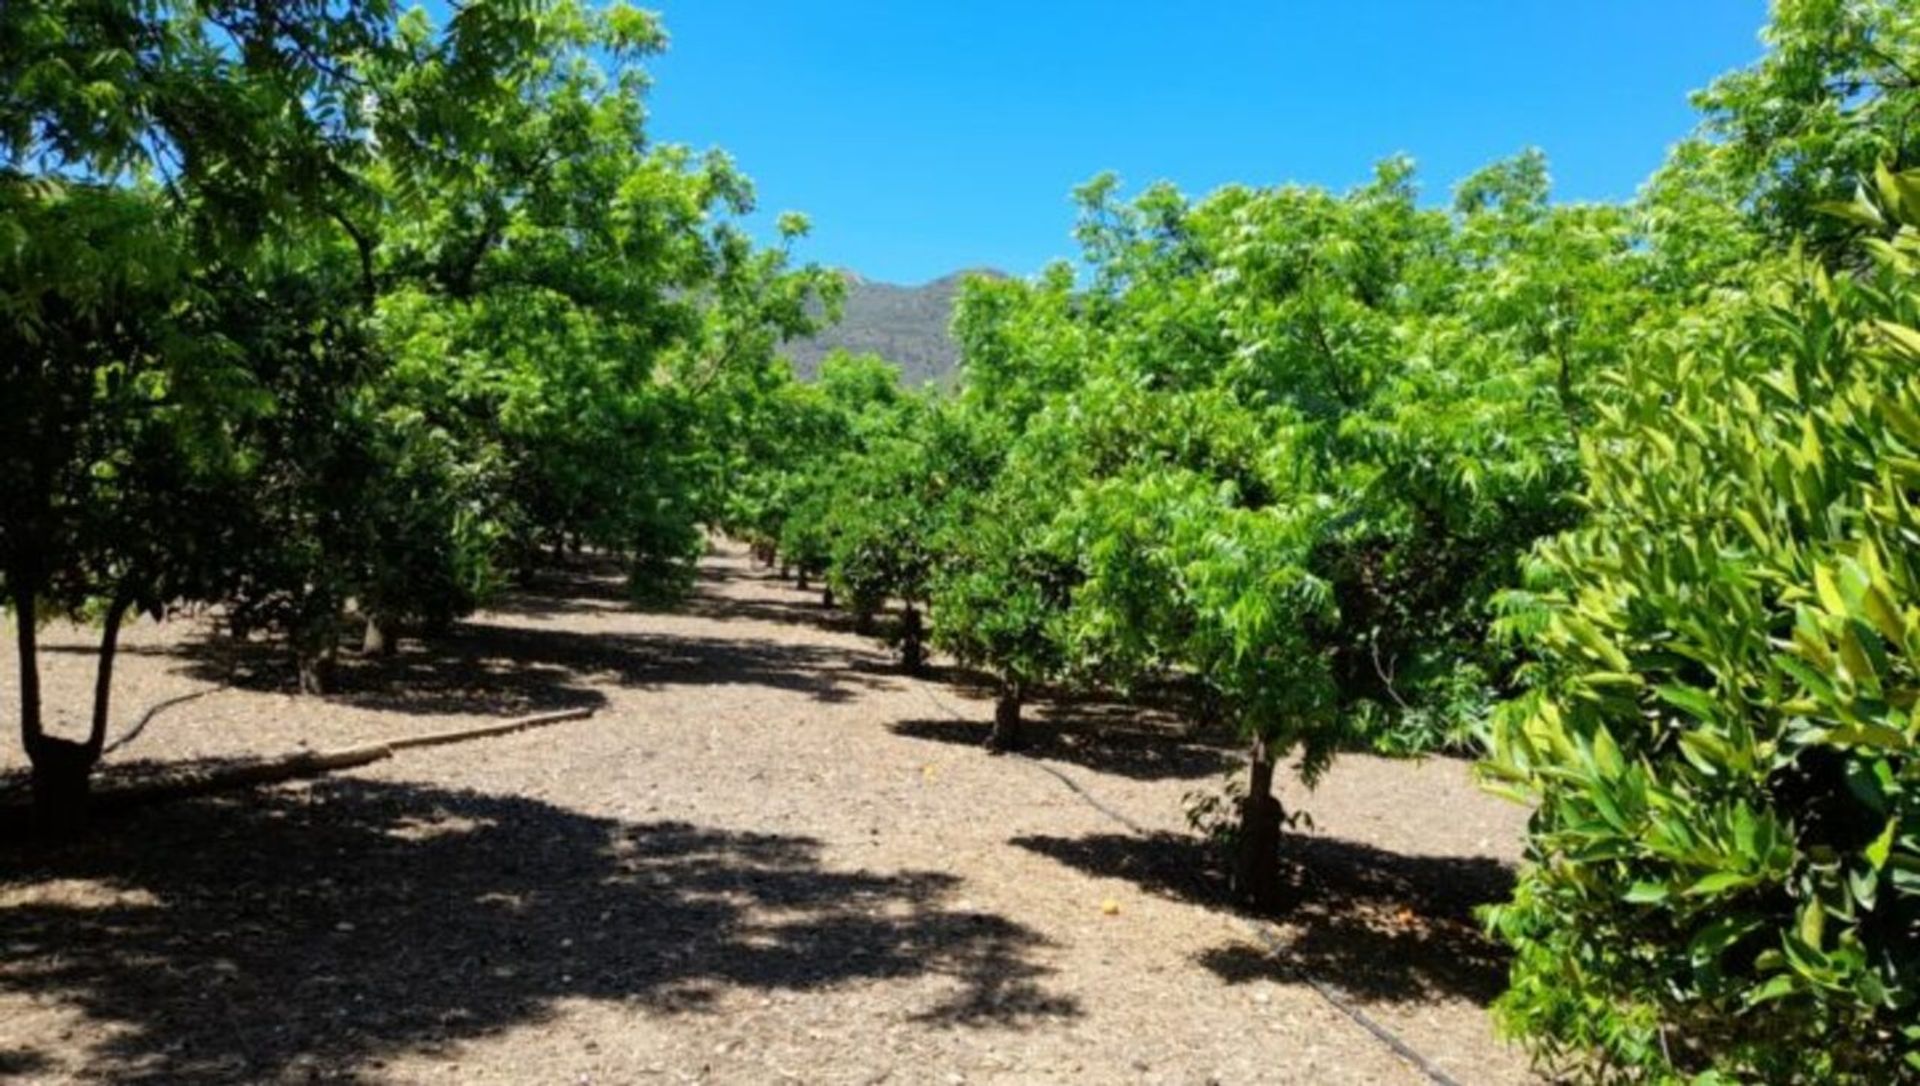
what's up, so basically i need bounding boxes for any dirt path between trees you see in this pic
[0,542,1537,1084]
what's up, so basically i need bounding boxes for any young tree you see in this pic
[928,438,1075,750]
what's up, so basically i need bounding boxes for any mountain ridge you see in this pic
[784,267,1006,385]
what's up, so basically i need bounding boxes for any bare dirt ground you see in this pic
[0,541,1537,1085]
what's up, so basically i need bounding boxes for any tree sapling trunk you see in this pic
[900,605,925,674]
[294,612,338,695]
[297,650,333,695]
[1233,739,1286,910]
[797,569,809,592]
[988,683,1023,752]
[822,585,835,609]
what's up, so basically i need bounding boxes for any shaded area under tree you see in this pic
[40,615,901,725]
[889,697,1236,783]
[0,778,1075,1083]
[1011,829,1513,1006]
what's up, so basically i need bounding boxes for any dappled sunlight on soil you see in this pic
[1,542,1535,1084]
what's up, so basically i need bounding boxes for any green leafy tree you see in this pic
[1,0,835,822]
[1692,0,1920,246]
[825,398,996,670]
[764,350,911,604]
[943,156,1646,904]
[927,430,1074,749]
[1,0,401,826]
[1483,172,1920,1083]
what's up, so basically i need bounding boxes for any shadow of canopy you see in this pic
[0,779,1075,1082]
[889,714,1236,783]
[1010,828,1513,1006]
[46,616,902,720]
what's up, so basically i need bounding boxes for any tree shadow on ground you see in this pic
[0,1048,50,1078]
[1010,829,1512,1006]
[673,589,865,635]
[482,559,638,621]
[70,616,901,719]
[889,699,1236,783]
[35,540,903,724]
[0,779,1075,1082]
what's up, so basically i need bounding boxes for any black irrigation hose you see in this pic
[916,684,1469,1086]
[104,685,225,755]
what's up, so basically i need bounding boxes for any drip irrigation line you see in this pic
[107,649,246,756]
[106,685,225,755]
[915,683,1469,1086]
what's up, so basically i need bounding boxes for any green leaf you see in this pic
[1624,881,1670,904]
[1866,817,1898,871]
[1686,871,1758,897]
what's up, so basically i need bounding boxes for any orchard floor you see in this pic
[0,541,1536,1085]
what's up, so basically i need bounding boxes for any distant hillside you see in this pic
[784,269,1003,386]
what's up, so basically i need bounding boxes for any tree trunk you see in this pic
[1233,740,1286,910]
[14,585,41,775]
[361,614,394,657]
[21,588,132,835]
[822,585,835,609]
[900,606,925,674]
[797,569,810,592]
[30,740,95,835]
[988,685,1023,752]
[86,591,133,759]
[297,651,331,696]
[854,609,874,635]
[295,602,339,694]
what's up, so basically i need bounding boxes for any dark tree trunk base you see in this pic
[900,608,925,674]
[821,586,835,609]
[1233,744,1286,910]
[987,691,1023,752]
[29,739,96,837]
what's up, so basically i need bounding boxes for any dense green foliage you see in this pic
[732,3,1920,1079]
[1474,6,1920,1082]
[1486,169,1920,1085]
[10,1,1920,1080]
[755,153,1647,902]
[3,1,832,816]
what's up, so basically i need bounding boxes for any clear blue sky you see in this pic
[641,1,1768,285]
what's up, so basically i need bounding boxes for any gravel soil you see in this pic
[0,541,1537,1085]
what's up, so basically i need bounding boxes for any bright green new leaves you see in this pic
[1064,470,1340,765]
[1693,0,1920,246]
[1484,179,1920,1083]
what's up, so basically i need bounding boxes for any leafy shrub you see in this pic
[1483,171,1920,1082]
